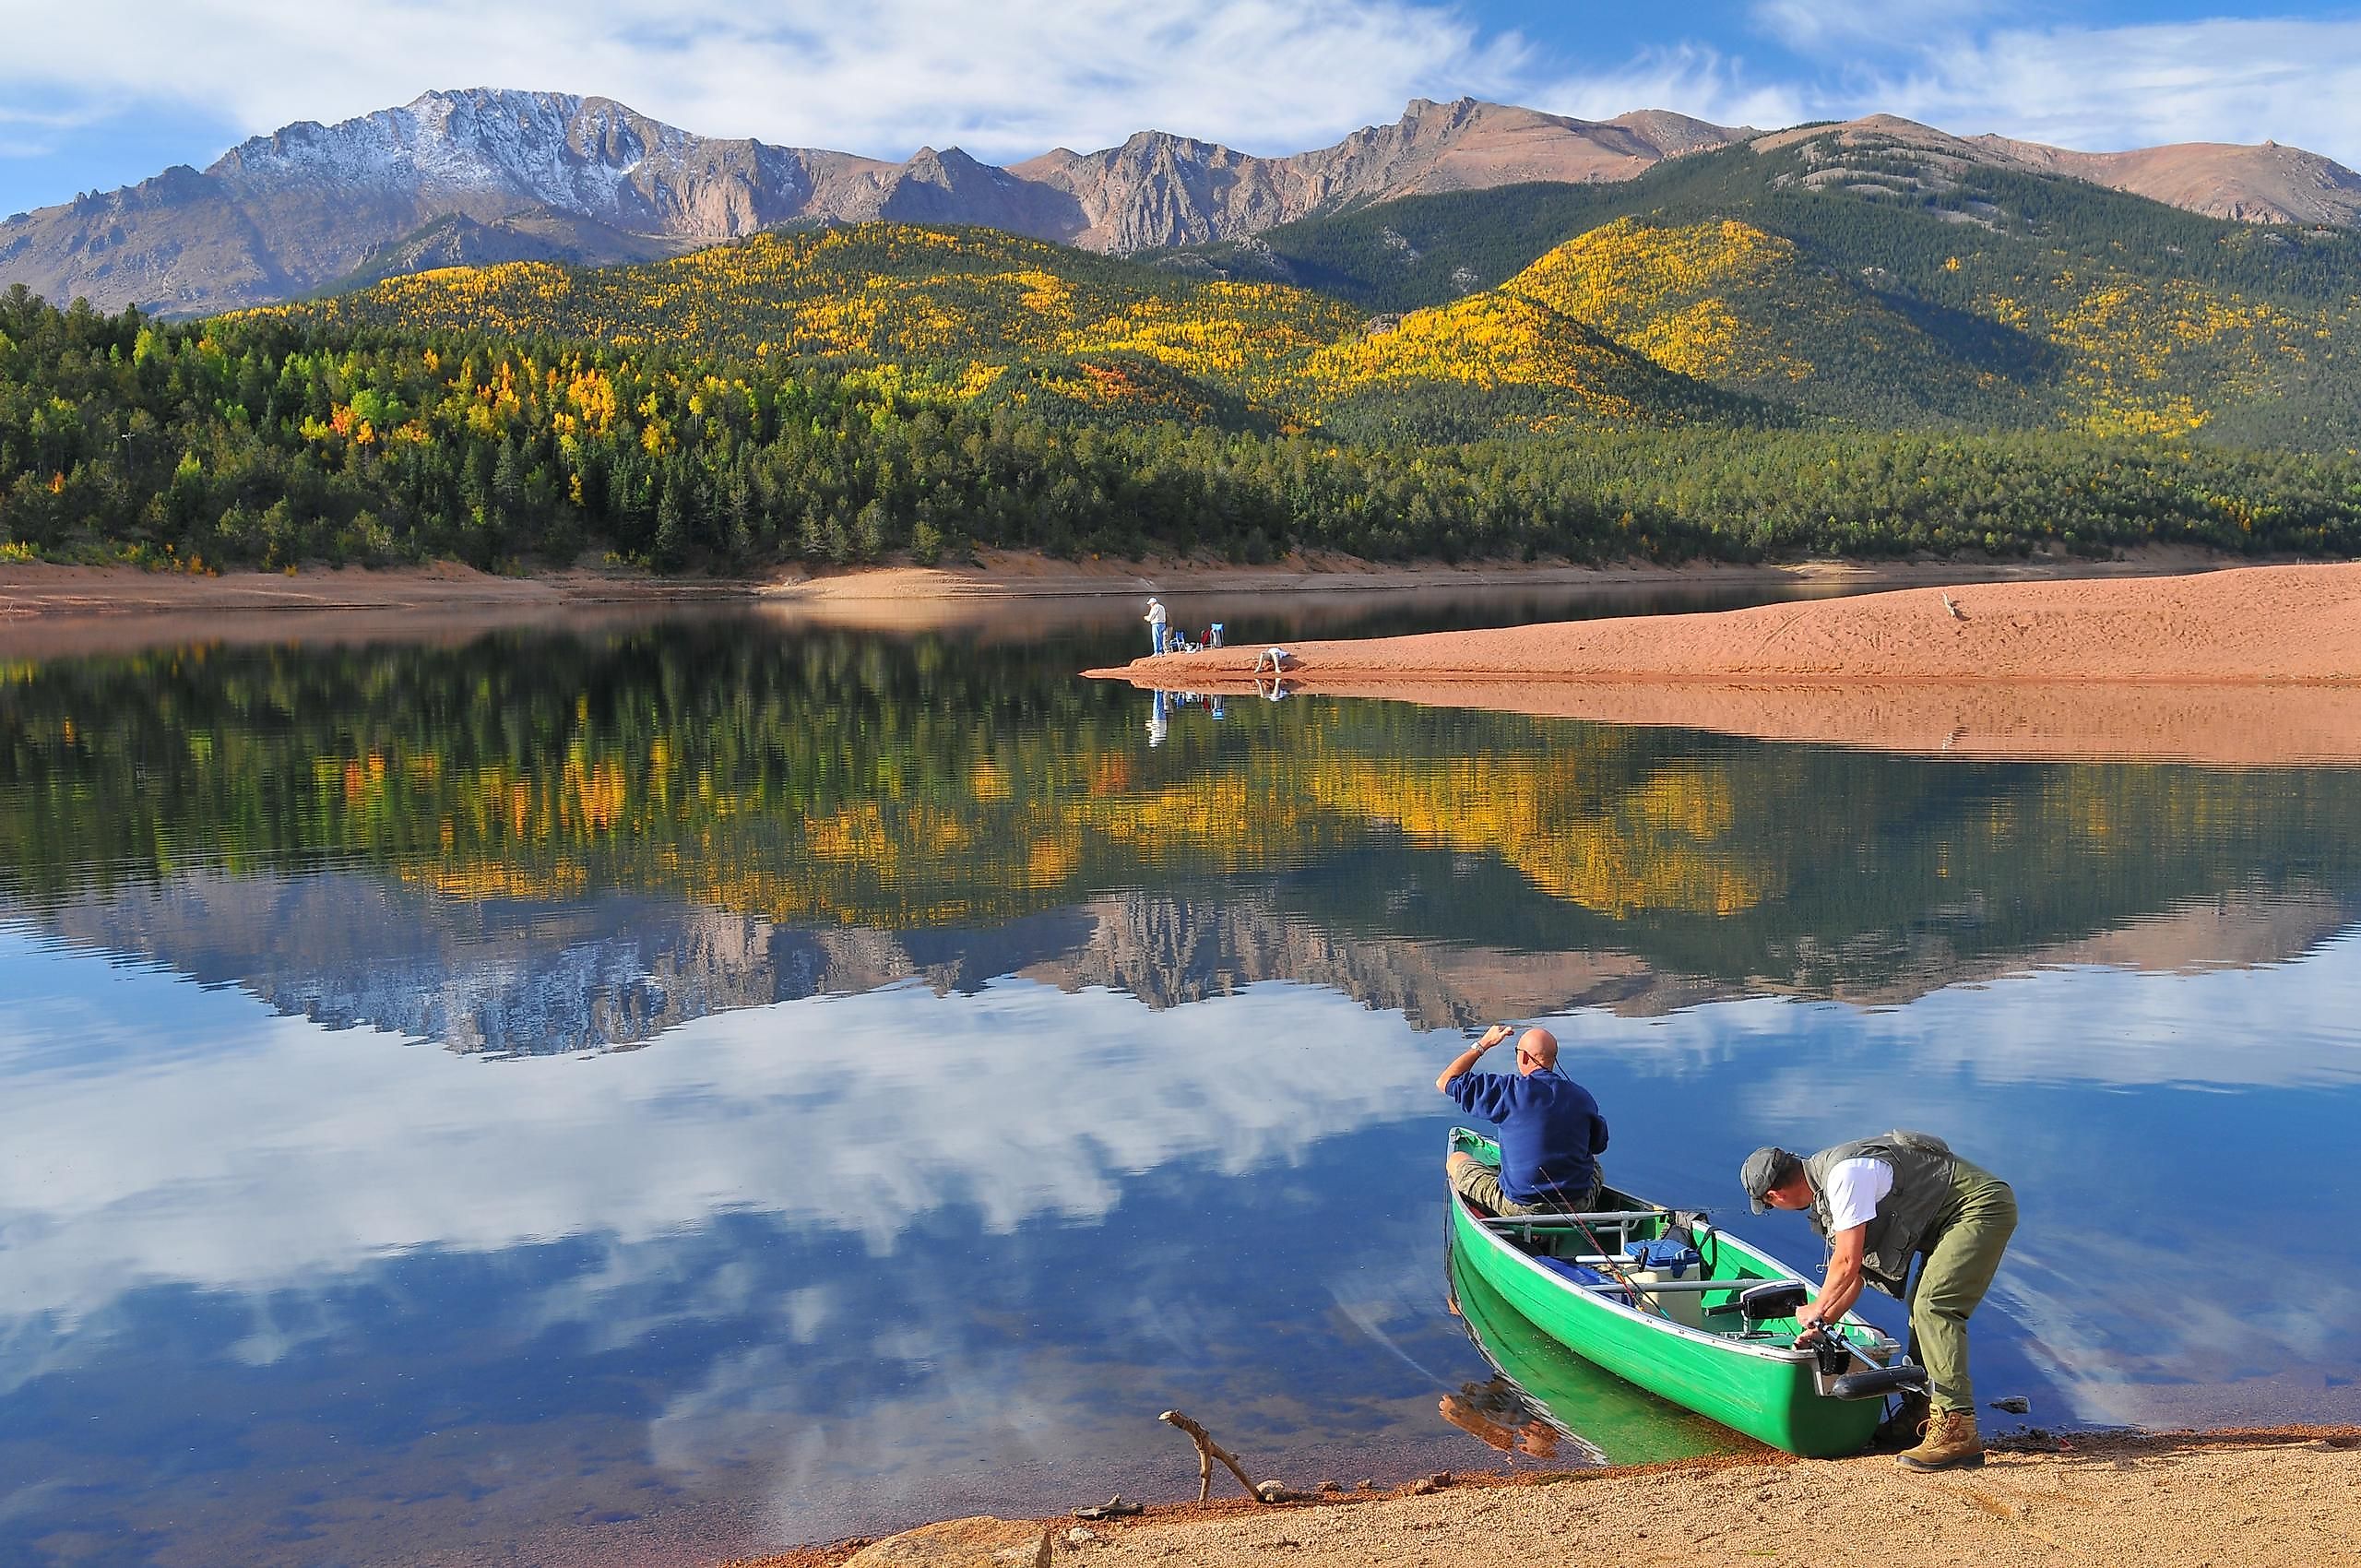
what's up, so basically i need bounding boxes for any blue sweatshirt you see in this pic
[1446,1070,1609,1205]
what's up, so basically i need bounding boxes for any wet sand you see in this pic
[1088,563,2361,766]
[734,1427,2360,1568]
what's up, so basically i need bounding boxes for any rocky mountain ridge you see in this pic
[0,89,1749,317]
[4,89,2356,319]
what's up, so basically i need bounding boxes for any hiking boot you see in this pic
[1896,1410,1985,1471]
[1874,1392,1933,1451]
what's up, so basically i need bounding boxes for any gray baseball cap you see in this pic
[1741,1146,1803,1213]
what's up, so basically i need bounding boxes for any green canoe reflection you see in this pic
[1444,1235,1762,1468]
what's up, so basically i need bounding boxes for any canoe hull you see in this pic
[1448,1237,1758,1467]
[1447,1130,1889,1458]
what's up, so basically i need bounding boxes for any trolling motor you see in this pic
[1803,1322,1929,1401]
[1731,1280,1808,1336]
[1726,1280,1928,1400]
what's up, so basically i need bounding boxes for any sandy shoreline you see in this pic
[737,1426,2360,1568]
[1089,562,2361,766]
[0,546,2246,621]
[0,561,753,618]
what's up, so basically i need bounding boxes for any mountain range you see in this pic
[7,86,2361,319]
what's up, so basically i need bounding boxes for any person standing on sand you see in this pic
[1740,1132,2016,1473]
[1439,1024,1608,1216]
[1145,597,1168,656]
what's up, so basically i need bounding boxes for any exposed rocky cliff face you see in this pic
[1007,99,1744,252]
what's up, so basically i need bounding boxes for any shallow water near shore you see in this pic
[2,585,2357,1568]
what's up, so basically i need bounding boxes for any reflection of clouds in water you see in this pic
[1990,1232,2361,1429]
[1323,1218,1465,1388]
[1536,936,2361,1430]
[0,934,1442,1337]
[1568,930,2361,1090]
[6,920,2360,1515]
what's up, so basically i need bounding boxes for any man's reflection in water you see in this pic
[1439,1377,1562,1460]
[1147,689,1226,743]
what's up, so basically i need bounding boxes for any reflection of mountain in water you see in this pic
[20,868,2361,1057]
[19,871,1695,1052]
[1024,890,1725,1026]
[22,871,1089,1054]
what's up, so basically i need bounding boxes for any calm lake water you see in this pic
[3,588,2357,1567]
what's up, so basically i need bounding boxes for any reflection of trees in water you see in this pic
[6,621,2360,1015]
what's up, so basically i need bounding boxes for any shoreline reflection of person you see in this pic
[1147,687,1169,747]
[1439,1376,1561,1461]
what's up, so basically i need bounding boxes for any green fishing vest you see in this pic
[1803,1131,1957,1296]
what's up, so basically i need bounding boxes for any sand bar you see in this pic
[1088,563,2361,766]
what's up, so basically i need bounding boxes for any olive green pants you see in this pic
[1447,1152,1599,1218]
[1908,1159,2018,1415]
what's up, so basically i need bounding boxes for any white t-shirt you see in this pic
[1819,1157,1894,1232]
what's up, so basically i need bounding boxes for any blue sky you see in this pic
[7,1,2361,219]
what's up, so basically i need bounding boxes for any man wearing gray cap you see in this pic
[1740,1132,2015,1473]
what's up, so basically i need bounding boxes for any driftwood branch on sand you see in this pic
[1158,1408,1277,1504]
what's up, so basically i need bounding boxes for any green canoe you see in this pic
[1447,1235,1762,1467]
[1447,1127,1904,1458]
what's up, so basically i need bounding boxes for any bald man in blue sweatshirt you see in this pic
[1439,1024,1608,1215]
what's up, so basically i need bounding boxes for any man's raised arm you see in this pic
[1436,1023,1514,1095]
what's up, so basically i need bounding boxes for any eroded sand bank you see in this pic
[739,1428,2360,1568]
[1088,563,2361,766]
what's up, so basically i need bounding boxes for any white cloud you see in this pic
[1533,43,1809,134]
[1861,17,2361,160]
[0,0,1536,165]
